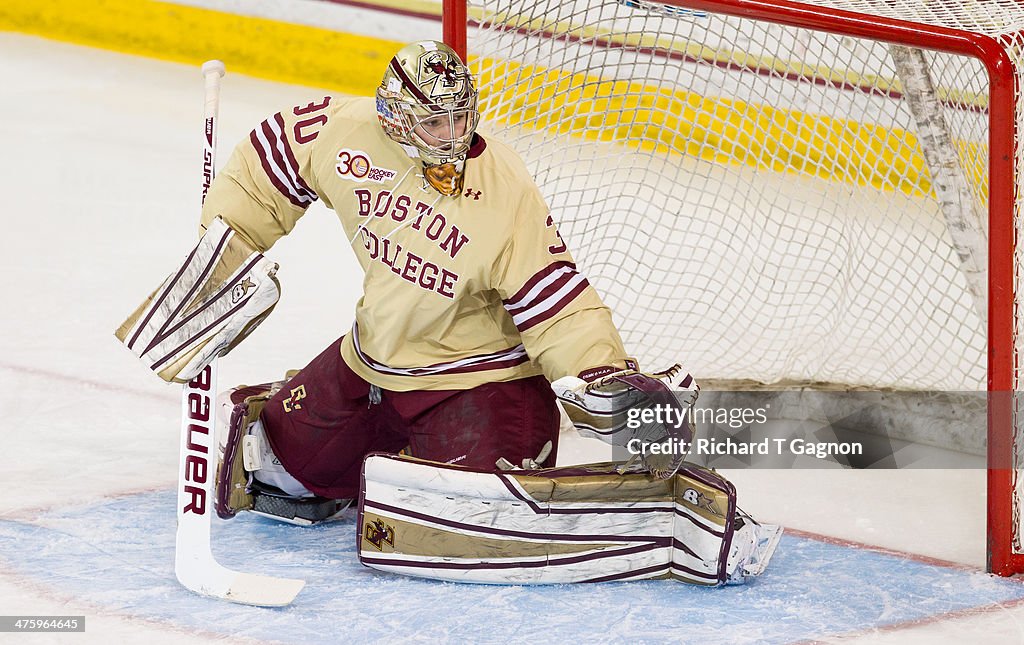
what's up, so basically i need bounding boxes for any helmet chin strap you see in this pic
[422,160,466,197]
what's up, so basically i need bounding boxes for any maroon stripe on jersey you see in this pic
[504,260,578,309]
[259,119,315,204]
[272,113,317,198]
[437,354,531,374]
[248,116,316,207]
[515,277,590,331]
[505,270,578,317]
[250,127,306,208]
[351,323,530,376]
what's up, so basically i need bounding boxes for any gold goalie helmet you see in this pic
[376,40,480,196]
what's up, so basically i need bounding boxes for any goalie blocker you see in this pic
[553,364,700,478]
[358,454,781,585]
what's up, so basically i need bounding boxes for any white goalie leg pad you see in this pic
[115,217,280,383]
[357,454,781,585]
[359,454,674,584]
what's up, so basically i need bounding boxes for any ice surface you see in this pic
[4,491,1024,644]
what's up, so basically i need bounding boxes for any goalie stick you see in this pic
[173,60,304,606]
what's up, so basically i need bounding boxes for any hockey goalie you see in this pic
[117,40,780,586]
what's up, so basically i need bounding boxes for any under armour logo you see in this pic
[282,385,307,413]
[464,188,482,200]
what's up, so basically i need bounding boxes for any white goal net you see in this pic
[449,0,1024,572]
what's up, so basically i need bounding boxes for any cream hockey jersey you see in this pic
[201,95,632,391]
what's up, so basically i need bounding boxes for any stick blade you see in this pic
[177,557,305,607]
[221,572,305,607]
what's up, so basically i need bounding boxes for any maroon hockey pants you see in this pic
[260,337,561,499]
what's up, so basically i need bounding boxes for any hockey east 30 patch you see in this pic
[335,148,397,184]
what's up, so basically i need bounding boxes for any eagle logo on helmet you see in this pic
[418,51,463,98]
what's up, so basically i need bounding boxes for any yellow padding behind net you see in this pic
[477,59,986,199]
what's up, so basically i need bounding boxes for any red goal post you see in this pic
[443,0,1022,575]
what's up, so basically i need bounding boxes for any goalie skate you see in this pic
[215,382,349,525]
[250,481,351,526]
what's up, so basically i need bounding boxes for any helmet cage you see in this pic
[401,104,479,164]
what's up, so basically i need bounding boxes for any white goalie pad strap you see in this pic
[115,217,280,383]
[357,454,775,586]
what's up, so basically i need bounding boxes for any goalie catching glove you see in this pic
[114,217,280,383]
[553,364,699,478]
